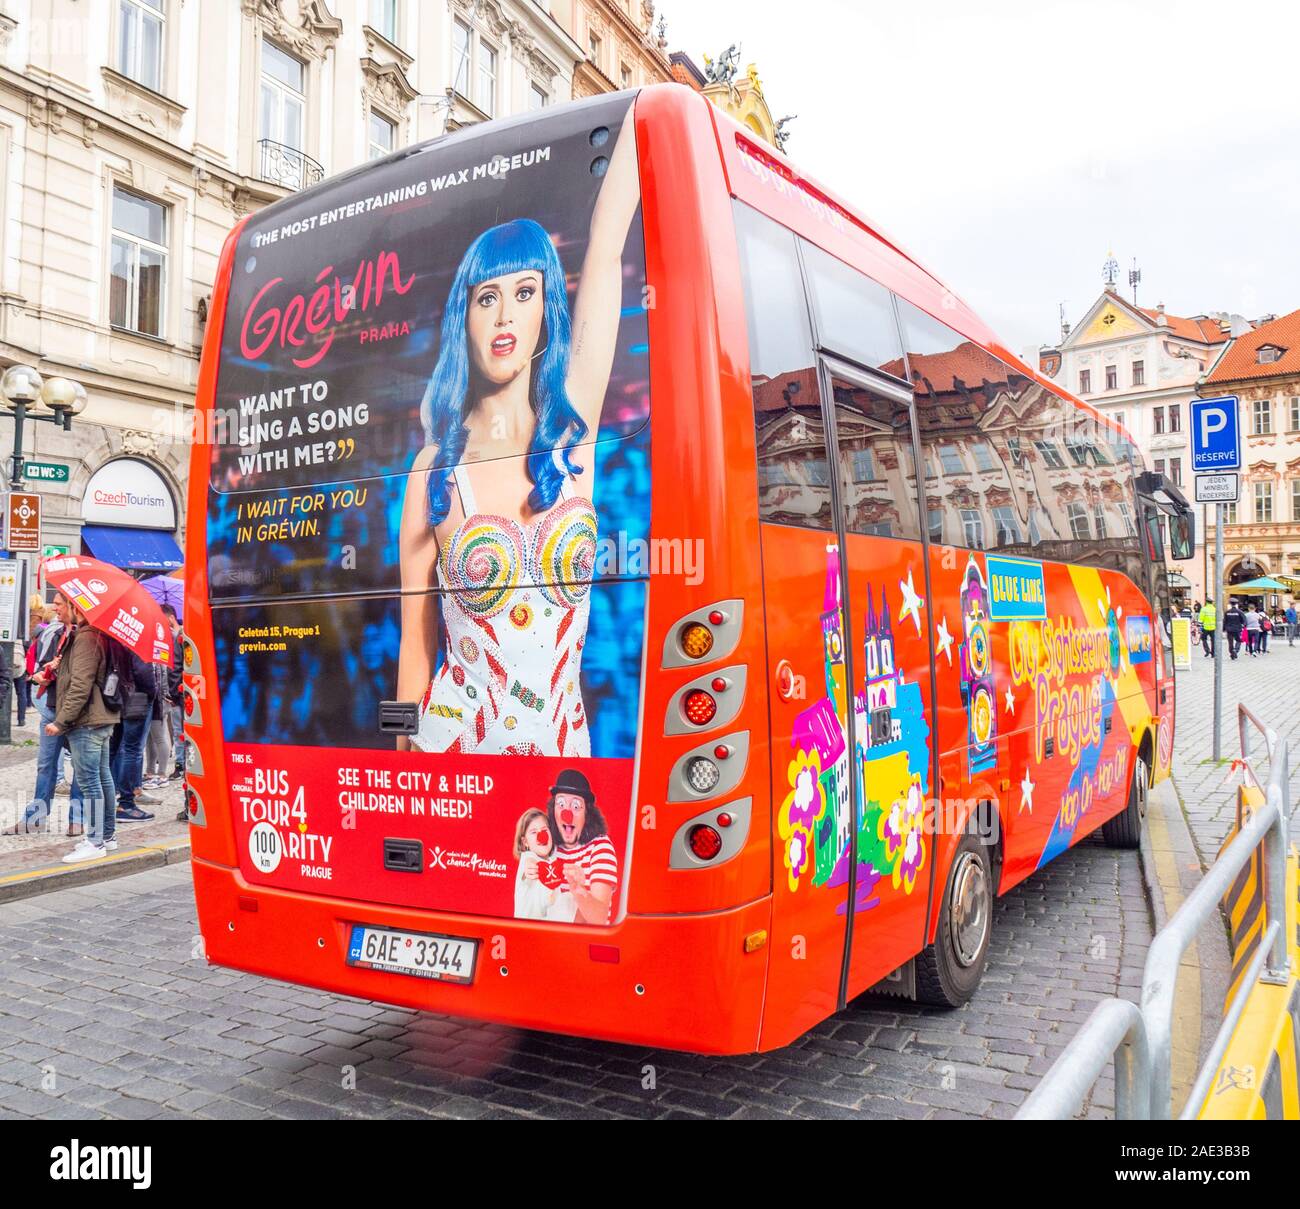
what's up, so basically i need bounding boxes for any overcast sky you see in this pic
[659,0,1300,357]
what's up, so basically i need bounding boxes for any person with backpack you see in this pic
[1259,608,1273,653]
[45,595,120,863]
[108,642,157,823]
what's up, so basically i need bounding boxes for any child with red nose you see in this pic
[513,808,571,922]
[546,769,618,926]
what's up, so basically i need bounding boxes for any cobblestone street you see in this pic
[0,842,1149,1121]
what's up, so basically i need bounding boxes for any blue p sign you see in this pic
[1190,396,1241,472]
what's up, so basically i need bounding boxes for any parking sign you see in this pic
[1190,395,1241,472]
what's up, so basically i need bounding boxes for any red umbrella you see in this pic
[42,555,173,666]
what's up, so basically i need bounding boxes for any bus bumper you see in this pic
[191,858,773,1055]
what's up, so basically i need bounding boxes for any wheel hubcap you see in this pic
[949,851,989,968]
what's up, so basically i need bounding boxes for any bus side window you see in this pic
[827,374,920,540]
[799,240,904,375]
[734,202,831,530]
[896,299,1022,552]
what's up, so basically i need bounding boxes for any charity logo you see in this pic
[88,578,109,594]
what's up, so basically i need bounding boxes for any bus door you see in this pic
[818,357,938,1003]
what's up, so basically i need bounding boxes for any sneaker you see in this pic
[54,780,71,796]
[116,806,155,822]
[169,767,185,781]
[105,838,119,852]
[176,808,189,823]
[134,791,162,805]
[62,840,106,864]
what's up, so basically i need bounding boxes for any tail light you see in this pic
[683,689,717,727]
[661,600,745,669]
[685,756,720,793]
[688,824,723,861]
[678,622,714,659]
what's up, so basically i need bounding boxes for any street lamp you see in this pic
[0,363,87,742]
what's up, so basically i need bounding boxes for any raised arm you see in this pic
[396,446,441,748]
[566,104,641,431]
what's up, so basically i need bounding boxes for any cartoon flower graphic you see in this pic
[881,776,926,894]
[782,749,826,835]
[784,826,812,892]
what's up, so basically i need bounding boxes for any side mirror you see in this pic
[1169,511,1195,561]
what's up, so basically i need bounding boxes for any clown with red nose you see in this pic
[545,769,619,926]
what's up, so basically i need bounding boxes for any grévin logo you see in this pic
[49,1139,151,1190]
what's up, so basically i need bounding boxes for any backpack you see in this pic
[98,635,133,714]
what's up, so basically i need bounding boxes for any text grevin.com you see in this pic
[49,1140,151,1189]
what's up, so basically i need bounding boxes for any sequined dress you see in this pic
[413,461,598,755]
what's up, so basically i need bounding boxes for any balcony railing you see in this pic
[257,138,325,192]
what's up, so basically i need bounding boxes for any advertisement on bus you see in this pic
[206,93,650,926]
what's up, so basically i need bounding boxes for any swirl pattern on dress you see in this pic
[535,496,598,608]
[442,520,521,616]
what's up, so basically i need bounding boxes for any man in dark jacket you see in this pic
[47,599,120,863]
[109,645,158,822]
[1223,599,1246,660]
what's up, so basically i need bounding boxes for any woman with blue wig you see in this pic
[397,108,640,756]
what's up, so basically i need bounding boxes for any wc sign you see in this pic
[1191,395,1241,472]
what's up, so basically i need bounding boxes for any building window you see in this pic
[1118,501,1137,537]
[1112,411,1125,437]
[368,0,397,42]
[1067,502,1091,541]
[1105,364,1117,391]
[1292,480,1300,521]
[589,31,602,66]
[852,449,876,481]
[118,0,164,92]
[260,40,305,150]
[1170,403,1181,432]
[620,62,632,89]
[1255,481,1273,523]
[938,444,965,475]
[529,83,549,110]
[1169,457,1182,486]
[109,187,167,338]
[1034,440,1066,469]
[1153,458,1165,477]
[1007,438,1023,466]
[1079,369,1091,394]
[1258,346,1281,364]
[476,40,497,116]
[367,111,395,160]
[1290,396,1300,431]
[1253,398,1272,435]
[1093,502,1108,538]
[1222,499,1237,524]
[452,19,471,98]
[960,509,985,550]
[991,506,1021,546]
[928,508,943,543]
[1153,406,1165,435]
[972,441,997,472]
[1132,360,1144,386]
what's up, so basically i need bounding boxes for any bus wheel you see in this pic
[915,829,992,1008]
[1102,753,1148,850]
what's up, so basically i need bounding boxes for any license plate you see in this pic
[346,925,477,985]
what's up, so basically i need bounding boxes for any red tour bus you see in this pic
[184,85,1193,1053]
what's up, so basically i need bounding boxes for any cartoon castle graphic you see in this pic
[817,546,852,862]
[861,585,904,748]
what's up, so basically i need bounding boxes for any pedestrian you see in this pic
[108,643,157,823]
[142,658,171,789]
[1198,597,1216,657]
[47,595,120,864]
[10,639,26,728]
[1244,602,1261,655]
[1,595,82,836]
[1223,599,1245,660]
[1286,602,1297,647]
[1260,608,1272,653]
[162,605,185,783]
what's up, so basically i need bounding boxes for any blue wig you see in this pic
[420,218,586,525]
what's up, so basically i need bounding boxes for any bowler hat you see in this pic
[549,768,594,804]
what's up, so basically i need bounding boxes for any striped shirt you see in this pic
[558,836,619,912]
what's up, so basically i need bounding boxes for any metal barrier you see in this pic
[1014,703,1294,1120]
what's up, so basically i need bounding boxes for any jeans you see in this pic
[170,701,185,773]
[1246,631,1259,654]
[110,714,149,809]
[13,675,25,726]
[67,725,116,847]
[22,692,81,827]
[145,717,170,778]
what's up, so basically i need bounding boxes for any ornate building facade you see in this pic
[0,0,582,564]
[1199,309,1300,594]
[547,0,673,98]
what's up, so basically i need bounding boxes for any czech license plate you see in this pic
[346,924,477,985]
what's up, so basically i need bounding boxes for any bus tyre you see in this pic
[914,829,992,1008]
[1102,753,1148,850]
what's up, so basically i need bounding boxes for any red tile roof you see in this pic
[1205,308,1300,384]
[1136,306,1228,344]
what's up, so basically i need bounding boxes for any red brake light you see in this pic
[683,689,717,727]
[710,676,728,692]
[688,824,723,861]
[708,610,725,626]
[713,744,731,760]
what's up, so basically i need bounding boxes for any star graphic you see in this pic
[1019,769,1035,815]
[898,569,924,636]
[1004,684,1015,715]
[935,616,954,665]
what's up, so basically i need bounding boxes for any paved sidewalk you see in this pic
[1168,641,1300,866]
